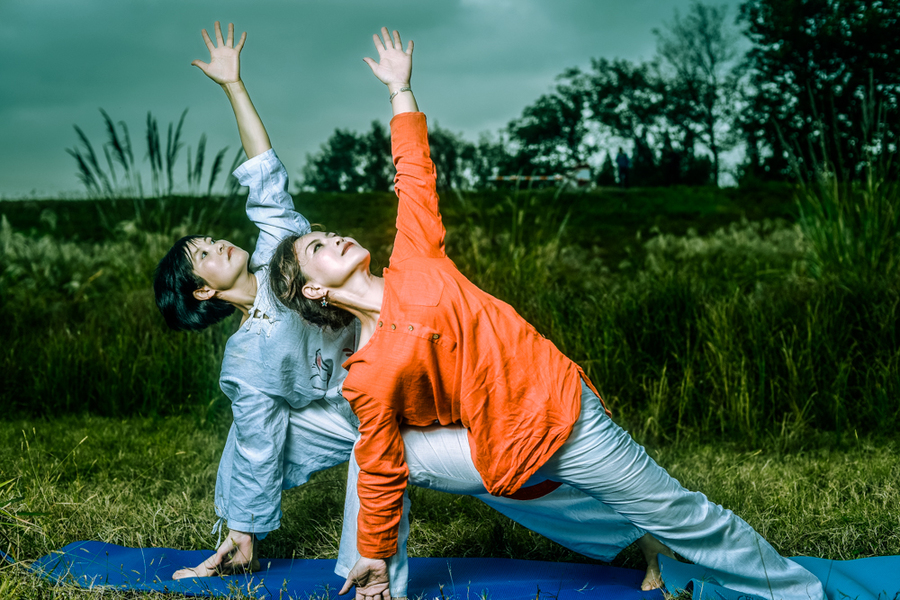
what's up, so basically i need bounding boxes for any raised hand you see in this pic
[363,27,413,92]
[172,529,258,579]
[339,557,391,600]
[191,21,247,86]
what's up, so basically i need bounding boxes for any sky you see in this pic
[0,0,747,198]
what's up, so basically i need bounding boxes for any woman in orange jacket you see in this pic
[269,27,826,600]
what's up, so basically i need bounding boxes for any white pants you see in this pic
[336,424,644,597]
[534,382,826,600]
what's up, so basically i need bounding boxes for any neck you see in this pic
[330,271,385,347]
[218,271,259,320]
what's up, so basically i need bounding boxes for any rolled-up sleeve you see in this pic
[215,376,290,533]
[233,149,311,270]
[343,387,409,558]
[390,113,447,264]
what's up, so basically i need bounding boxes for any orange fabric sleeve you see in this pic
[348,112,443,558]
[389,112,447,264]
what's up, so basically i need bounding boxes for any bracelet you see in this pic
[389,87,412,102]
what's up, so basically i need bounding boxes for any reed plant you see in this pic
[67,109,241,202]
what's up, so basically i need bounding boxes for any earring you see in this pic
[321,296,328,308]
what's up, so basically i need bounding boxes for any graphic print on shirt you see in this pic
[310,349,334,392]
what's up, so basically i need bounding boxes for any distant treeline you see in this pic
[68,0,898,198]
[303,0,899,191]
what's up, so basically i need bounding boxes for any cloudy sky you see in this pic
[0,0,746,198]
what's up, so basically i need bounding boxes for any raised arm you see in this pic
[192,21,271,159]
[363,28,444,265]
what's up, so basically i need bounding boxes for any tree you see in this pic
[469,132,518,189]
[359,121,393,193]
[654,2,744,186]
[507,80,591,174]
[301,122,392,192]
[428,123,476,190]
[739,0,900,181]
[577,59,670,186]
[596,152,617,186]
[301,129,364,192]
[578,59,668,151]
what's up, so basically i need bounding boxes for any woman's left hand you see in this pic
[363,27,413,94]
[339,556,391,600]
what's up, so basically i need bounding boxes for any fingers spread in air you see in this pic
[201,28,215,51]
[372,32,385,53]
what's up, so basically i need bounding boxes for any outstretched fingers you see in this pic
[234,30,247,53]
[200,27,215,52]
[372,31,386,55]
[214,20,225,46]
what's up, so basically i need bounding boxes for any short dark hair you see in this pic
[154,235,236,331]
[269,234,354,330]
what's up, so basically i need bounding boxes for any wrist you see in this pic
[229,528,252,538]
[386,82,411,94]
[221,80,247,97]
[389,87,412,103]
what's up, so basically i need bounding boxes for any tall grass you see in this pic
[786,83,900,289]
[2,183,898,443]
[448,195,899,444]
[0,214,237,420]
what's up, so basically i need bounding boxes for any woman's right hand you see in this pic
[191,21,246,86]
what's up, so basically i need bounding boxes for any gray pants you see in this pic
[338,422,644,597]
[534,382,826,600]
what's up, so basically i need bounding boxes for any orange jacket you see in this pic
[342,112,606,558]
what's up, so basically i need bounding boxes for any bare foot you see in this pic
[635,533,676,591]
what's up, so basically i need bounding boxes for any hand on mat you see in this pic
[192,21,246,86]
[172,529,258,579]
[363,27,413,92]
[339,557,391,600]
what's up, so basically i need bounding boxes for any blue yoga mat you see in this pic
[14,542,900,600]
[658,554,900,600]
[22,541,662,600]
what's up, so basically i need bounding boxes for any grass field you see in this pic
[1,417,898,599]
[1,182,898,598]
